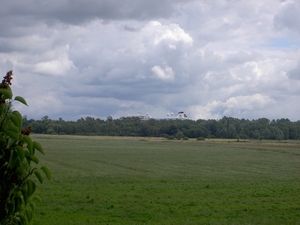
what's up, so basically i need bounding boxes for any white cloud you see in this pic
[1,0,300,121]
[150,22,193,46]
[34,59,74,76]
[33,45,75,76]
[189,94,275,120]
[151,65,174,81]
[273,1,300,34]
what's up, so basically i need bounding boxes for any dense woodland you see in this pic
[22,115,300,140]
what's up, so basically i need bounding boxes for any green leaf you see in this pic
[16,145,25,160]
[27,180,36,198]
[14,196,23,212]
[26,208,33,222]
[10,114,20,128]
[11,111,23,128]
[16,164,25,176]
[19,213,28,224]
[0,104,6,115]
[5,125,20,141]
[32,195,42,203]
[26,155,39,164]
[33,141,44,155]
[41,166,51,180]
[22,135,33,154]
[8,125,20,133]
[21,187,28,205]
[14,96,28,106]
[0,136,7,143]
[7,203,14,217]
[0,87,12,99]
[34,170,44,184]
[8,149,19,169]
[0,105,4,116]
[29,201,36,213]
[7,137,17,148]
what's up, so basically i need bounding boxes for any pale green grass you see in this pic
[31,135,300,225]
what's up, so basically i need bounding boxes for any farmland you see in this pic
[31,135,300,225]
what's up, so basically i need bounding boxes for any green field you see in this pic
[31,135,300,225]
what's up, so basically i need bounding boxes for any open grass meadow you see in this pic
[31,135,300,225]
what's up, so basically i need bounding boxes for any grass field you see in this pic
[31,135,300,225]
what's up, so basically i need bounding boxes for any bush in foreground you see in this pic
[0,71,51,224]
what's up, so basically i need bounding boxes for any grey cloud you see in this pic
[2,0,300,121]
[1,0,191,26]
[288,62,300,80]
[66,60,187,102]
[65,21,195,100]
[122,25,140,32]
[0,37,46,53]
[0,41,18,53]
[273,1,300,33]
[224,51,262,65]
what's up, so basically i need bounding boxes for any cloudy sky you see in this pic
[1,0,300,121]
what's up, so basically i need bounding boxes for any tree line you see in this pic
[22,115,300,140]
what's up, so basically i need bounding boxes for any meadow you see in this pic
[31,135,300,225]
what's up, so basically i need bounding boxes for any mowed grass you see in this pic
[31,135,300,225]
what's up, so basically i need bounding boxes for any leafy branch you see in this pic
[0,71,51,225]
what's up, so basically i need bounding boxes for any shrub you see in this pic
[0,71,51,224]
[197,137,205,141]
[161,134,169,139]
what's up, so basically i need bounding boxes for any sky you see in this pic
[1,0,300,121]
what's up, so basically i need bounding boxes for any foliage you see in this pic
[0,71,51,225]
[22,115,300,140]
[197,137,205,141]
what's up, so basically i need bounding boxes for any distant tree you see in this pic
[140,123,151,136]
[166,124,178,136]
[269,126,284,140]
[257,118,270,126]
[289,126,299,140]
[206,120,218,137]
[239,129,248,141]
[252,130,261,140]
[17,108,300,140]
[175,131,184,140]
[217,127,228,138]
[259,136,264,142]
[227,124,237,138]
